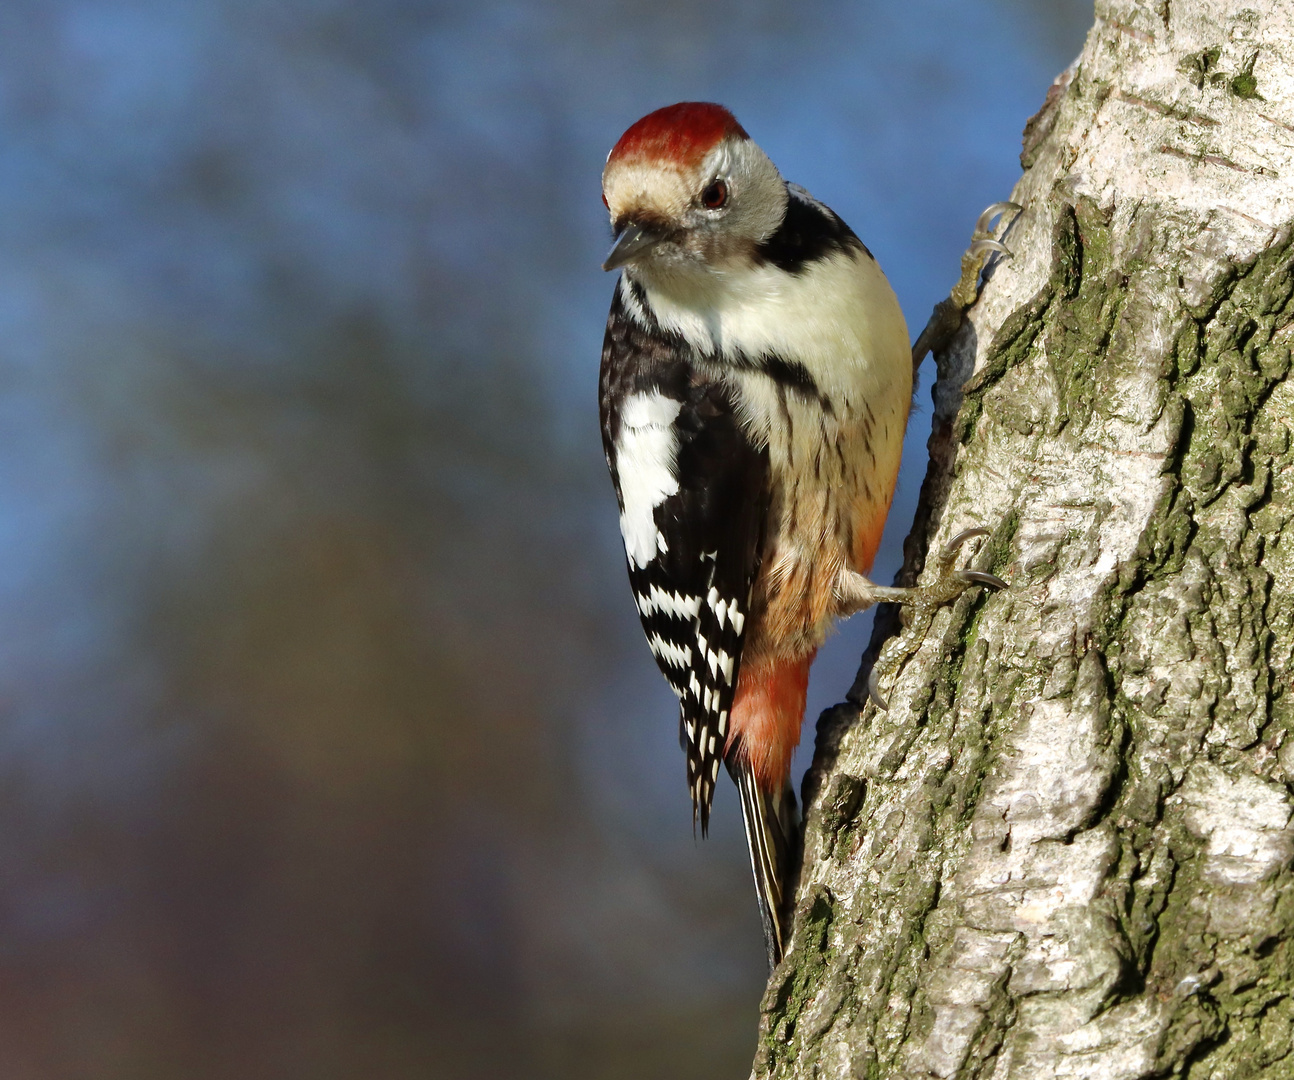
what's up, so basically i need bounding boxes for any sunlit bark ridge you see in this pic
[757,1,1294,1076]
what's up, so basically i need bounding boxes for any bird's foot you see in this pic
[866,528,1005,615]
[950,201,1022,309]
[911,201,1023,366]
[840,528,1006,711]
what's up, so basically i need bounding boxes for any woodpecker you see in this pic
[598,103,998,968]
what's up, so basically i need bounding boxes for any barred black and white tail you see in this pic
[735,767,800,969]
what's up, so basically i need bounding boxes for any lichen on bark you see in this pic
[756,2,1294,1077]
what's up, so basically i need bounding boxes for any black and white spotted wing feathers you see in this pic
[600,285,769,832]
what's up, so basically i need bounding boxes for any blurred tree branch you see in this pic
[757,1,1294,1076]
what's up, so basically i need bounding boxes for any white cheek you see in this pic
[616,392,683,568]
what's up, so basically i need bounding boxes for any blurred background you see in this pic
[0,1,1089,1077]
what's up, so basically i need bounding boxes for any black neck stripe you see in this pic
[754,184,869,275]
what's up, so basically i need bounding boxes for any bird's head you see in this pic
[601,103,787,278]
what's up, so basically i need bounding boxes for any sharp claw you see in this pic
[867,665,889,712]
[956,570,1008,591]
[935,527,990,574]
[975,201,1023,236]
[944,527,990,553]
[969,238,1011,259]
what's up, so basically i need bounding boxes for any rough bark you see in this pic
[756,1,1294,1077]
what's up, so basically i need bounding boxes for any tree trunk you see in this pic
[756,1,1294,1077]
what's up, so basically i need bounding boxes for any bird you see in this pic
[597,102,1000,968]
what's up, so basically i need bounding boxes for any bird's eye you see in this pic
[700,180,728,209]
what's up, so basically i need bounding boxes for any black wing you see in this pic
[600,281,770,832]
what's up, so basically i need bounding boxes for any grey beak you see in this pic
[602,222,669,272]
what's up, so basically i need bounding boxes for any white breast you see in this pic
[635,249,912,491]
[637,248,910,416]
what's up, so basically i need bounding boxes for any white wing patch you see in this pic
[615,391,683,569]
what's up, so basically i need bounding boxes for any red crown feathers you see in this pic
[608,103,749,170]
